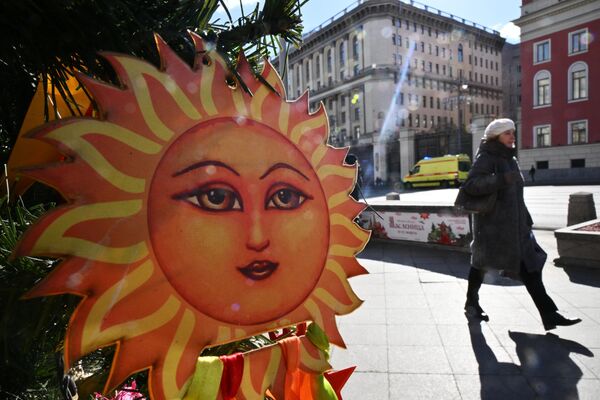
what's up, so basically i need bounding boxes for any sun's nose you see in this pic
[246,211,270,252]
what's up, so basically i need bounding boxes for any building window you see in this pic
[340,111,346,124]
[571,159,585,168]
[568,61,588,101]
[354,126,361,138]
[399,92,404,105]
[569,120,588,144]
[398,35,402,47]
[316,55,321,78]
[353,64,359,75]
[534,125,551,147]
[327,49,332,73]
[339,42,346,67]
[569,28,588,55]
[354,107,360,121]
[392,34,396,46]
[534,70,551,107]
[340,95,345,107]
[534,39,551,64]
[458,44,464,62]
[305,62,310,82]
[536,161,549,169]
[353,36,359,60]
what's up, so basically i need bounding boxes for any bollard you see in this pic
[567,192,597,226]
[386,192,400,200]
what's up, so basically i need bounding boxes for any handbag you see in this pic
[522,231,547,271]
[454,187,497,214]
[454,164,498,214]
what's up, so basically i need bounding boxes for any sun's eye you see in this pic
[266,186,308,210]
[176,185,242,211]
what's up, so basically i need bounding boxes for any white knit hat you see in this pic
[484,118,515,140]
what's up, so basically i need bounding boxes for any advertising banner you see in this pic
[359,210,472,247]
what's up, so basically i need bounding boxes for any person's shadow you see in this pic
[467,321,594,399]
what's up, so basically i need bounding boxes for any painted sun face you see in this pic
[149,119,330,324]
[15,32,370,400]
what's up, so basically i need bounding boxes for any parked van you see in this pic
[403,154,471,188]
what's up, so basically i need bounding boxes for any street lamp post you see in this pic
[457,83,468,155]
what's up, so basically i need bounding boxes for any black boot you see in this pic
[464,298,489,322]
[542,312,582,331]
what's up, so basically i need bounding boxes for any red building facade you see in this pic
[515,0,600,181]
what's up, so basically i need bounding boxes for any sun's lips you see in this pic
[237,260,279,281]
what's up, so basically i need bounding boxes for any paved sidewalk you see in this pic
[330,230,600,399]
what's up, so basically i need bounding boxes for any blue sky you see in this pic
[215,0,523,43]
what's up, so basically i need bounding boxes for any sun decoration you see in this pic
[15,32,369,399]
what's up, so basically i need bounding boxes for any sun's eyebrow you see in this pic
[172,160,240,177]
[259,163,309,181]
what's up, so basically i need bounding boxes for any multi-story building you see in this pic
[502,43,521,125]
[514,0,600,183]
[274,0,504,185]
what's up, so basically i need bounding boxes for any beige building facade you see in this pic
[276,0,505,185]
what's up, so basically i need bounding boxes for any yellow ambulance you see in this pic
[403,154,471,188]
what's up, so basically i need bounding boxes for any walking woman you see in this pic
[462,118,581,330]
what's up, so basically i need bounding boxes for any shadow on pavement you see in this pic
[467,320,594,399]
[556,264,600,288]
[509,331,594,399]
[359,241,522,287]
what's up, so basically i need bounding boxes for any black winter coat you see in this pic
[462,140,535,276]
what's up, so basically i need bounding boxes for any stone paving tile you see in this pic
[341,372,389,400]
[436,323,502,348]
[337,323,388,345]
[455,374,536,400]
[359,295,386,309]
[330,344,388,372]
[387,324,442,346]
[385,270,421,283]
[444,345,521,375]
[385,282,425,295]
[352,282,388,297]
[339,307,386,325]
[579,307,600,324]
[386,294,429,309]
[385,307,435,325]
[389,373,461,399]
[388,346,452,374]
[573,352,600,379]
[480,307,541,326]
[429,305,473,325]
[527,377,600,400]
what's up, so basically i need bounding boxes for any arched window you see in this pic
[568,61,588,101]
[339,41,346,67]
[458,44,464,62]
[327,49,332,73]
[533,70,551,106]
[352,36,359,61]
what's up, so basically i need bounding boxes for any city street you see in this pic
[330,229,600,399]
[364,185,600,230]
